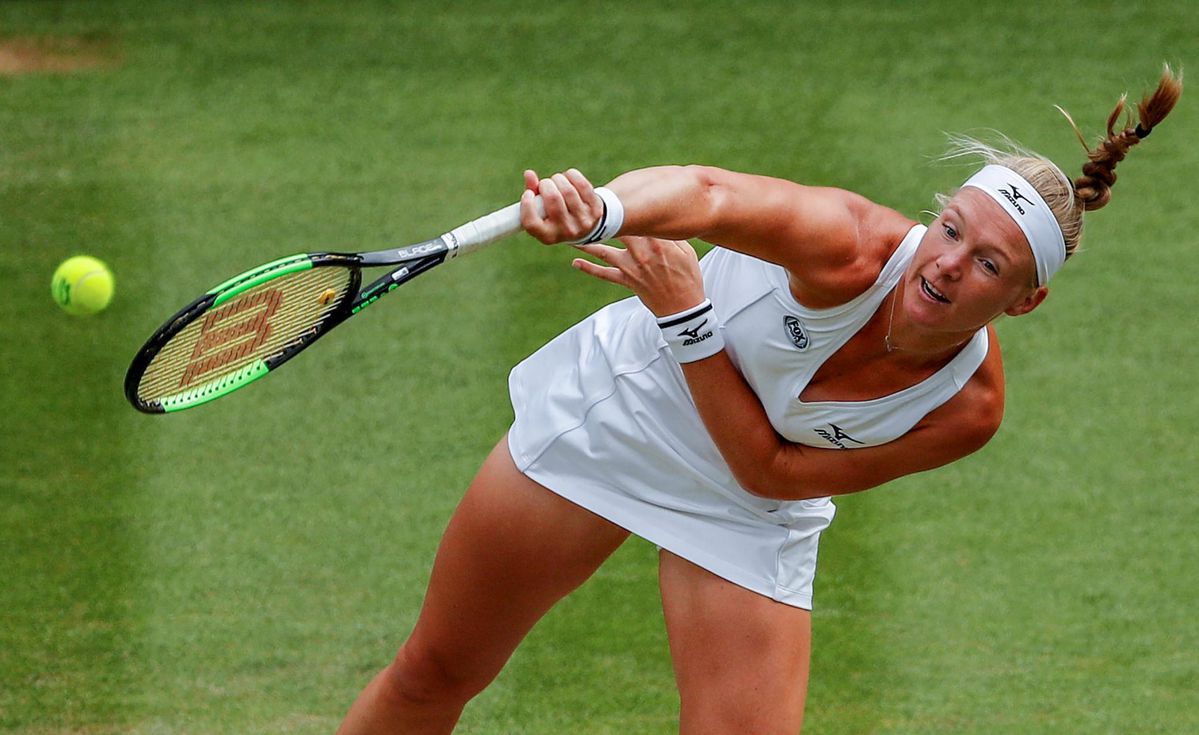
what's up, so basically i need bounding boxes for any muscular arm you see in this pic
[608,166,888,302]
[679,334,1005,500]
[608,166,842,244]
[527,165,895,304]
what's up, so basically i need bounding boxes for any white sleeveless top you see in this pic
[507,224,988,608]
[712,224,990,448]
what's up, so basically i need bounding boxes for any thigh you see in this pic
[401,436,630,688]
[659,550,811,735]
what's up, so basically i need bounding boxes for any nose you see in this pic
[935,245,966,280]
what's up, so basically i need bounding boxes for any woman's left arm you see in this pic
[675,343,1004,499]
[574,235,1004,500]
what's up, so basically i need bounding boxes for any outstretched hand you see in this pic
[573,236,707,318]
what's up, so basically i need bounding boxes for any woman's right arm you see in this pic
[521,165,897,303]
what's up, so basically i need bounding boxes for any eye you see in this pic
[943,223,959,240]
[979,258,999,275]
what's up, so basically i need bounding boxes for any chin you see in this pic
[905,299,987,337]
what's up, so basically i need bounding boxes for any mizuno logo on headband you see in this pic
[962,165,1066,285]
[999,184,1034,214]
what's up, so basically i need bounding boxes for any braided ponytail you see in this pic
[940,66,1183,267]
[1067,65,1183,212]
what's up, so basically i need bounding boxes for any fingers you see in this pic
[571,258,628,286]
[520,169,542,232]
[572,241,632,285]
[564,168,601,219]
[606,236,707,316]
[617,235,693,251]
[582,237,692,268]
[538,175,568,226]
[519,167,603,244]
[552,173,584,213]
[573,241,626,263]
[673,238,699,260]
[616,235,700,269]
[523,169,540,193]
[519,188,542,232]
[572,235,705,316]
[538,174,588,234]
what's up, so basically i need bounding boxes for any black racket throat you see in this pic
[349,249,447,314]
[355,237,449,267]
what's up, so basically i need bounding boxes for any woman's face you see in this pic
[905,187,1048,336]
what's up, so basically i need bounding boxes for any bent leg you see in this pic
[337,438,630,735]
[659,551,811,735]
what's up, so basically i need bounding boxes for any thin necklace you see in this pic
[884,281,972,356]
[884,283,902,353]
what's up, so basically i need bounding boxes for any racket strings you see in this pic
[136,267,354,402]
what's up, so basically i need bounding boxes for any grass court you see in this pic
[2,2,1196,732]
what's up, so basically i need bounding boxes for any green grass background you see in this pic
[1,1,1195,732]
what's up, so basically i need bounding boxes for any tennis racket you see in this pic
[125,196,543,414]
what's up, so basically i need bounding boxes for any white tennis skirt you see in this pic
[506,298,835,610]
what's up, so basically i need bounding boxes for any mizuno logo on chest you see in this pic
[815,423,864,449]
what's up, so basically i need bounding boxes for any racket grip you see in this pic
[443,196,545,258]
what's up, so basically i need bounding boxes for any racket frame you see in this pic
[125,197,538,414]
[124,247,444,414]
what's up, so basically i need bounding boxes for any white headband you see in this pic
[961,164,1066,286]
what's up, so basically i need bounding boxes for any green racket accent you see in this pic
[159,360,270,412]
[126,194,525,415]
[351,281,399,314]
[209,254,313,306]
[133,266,353,409]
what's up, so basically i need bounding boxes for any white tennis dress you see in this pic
[507,224,988,609]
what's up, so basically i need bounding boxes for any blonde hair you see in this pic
[936,65,1183,263]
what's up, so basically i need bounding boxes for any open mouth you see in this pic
[921,277,950,304]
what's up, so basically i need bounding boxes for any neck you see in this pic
[883,280,976,360]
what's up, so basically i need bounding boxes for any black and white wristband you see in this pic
[656,299,725,363]
[575,187,625,244]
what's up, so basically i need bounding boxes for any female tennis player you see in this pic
[337,68,1180,734]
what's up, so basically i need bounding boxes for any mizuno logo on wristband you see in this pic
[679,319,713,345]
[657,298,724,364]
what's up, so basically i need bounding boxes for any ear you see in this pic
[1004,285,1048,317]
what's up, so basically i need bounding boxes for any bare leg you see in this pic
[337,438,630,734]
[659,551,811,735]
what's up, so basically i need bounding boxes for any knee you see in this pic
[680,693,806,735]
[378,641,489,709]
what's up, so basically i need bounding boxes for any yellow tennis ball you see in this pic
[51,255,115,315]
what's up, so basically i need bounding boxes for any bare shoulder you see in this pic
[773,187,917,306]
[689,167,918,304]
[805,192,918,303]
[924,324,1007,453]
